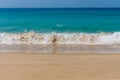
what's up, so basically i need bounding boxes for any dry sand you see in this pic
[0,53,120,80]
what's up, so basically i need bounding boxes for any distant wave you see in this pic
[0,31,120,44]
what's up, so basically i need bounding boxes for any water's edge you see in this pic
[0,44,120,53]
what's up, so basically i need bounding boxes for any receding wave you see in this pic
[0,31,120,44]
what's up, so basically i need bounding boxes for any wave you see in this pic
[0,31,120,44]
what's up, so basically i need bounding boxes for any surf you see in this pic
[0,31,120,44]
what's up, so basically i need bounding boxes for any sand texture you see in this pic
[0,53,120,80]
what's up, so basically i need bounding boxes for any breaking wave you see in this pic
[0,31,120,44]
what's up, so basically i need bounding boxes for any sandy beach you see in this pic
[0,53,120,80]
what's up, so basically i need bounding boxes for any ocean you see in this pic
[0,8,120,44]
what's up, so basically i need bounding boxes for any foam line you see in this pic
[0,31,120,44]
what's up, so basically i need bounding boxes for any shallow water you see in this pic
[0,8,120,33]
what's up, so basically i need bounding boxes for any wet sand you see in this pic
[0,53,120,80]
[0,44,120,53]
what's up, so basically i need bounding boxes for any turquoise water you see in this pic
[0,8,120,44]
[0,8,120,33]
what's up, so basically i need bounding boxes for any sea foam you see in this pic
[0,31,120,44]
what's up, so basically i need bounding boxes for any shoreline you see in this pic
[0,44,120,53]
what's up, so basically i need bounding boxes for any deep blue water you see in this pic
[0,8,120,33]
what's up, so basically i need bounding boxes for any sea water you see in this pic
[0,8,120,44]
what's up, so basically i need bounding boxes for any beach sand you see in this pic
[0,53,120,80]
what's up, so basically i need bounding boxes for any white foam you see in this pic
[0,31,120,44]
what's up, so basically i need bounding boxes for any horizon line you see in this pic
[0,7,120,8]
